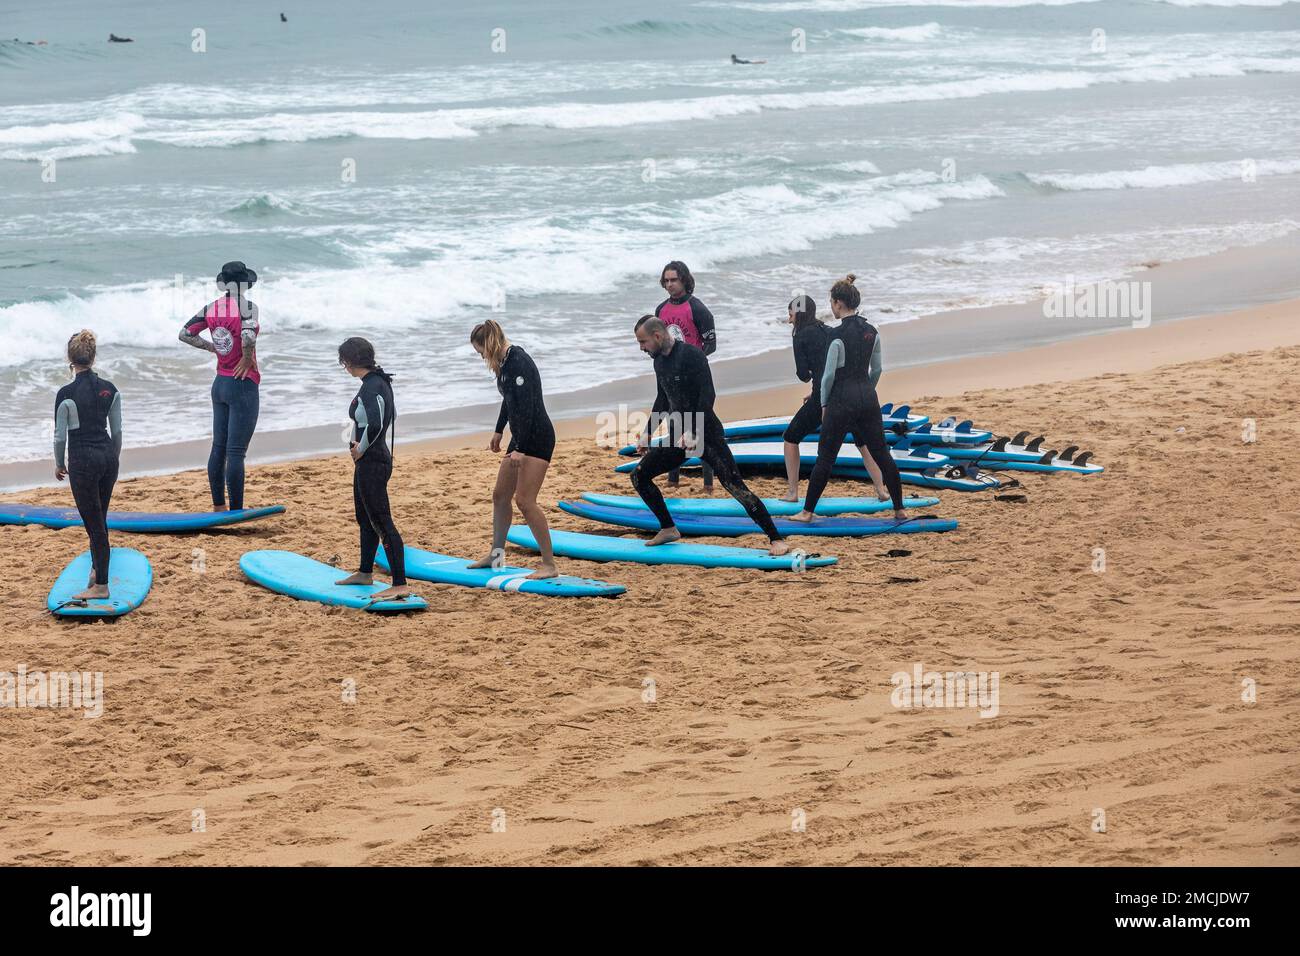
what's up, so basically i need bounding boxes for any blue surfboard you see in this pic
[615,442,948,474]
[1,504,285,532]
[376,545,625,597]
[240,550,427,612]
[720,403,929,440]
[579,492,940,517]
[560,500,957,538]
[506,527,837,571]
[47,547,152,617]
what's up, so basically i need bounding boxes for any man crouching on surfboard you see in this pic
[630,316,789,556]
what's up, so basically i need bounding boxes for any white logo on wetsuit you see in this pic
[515,376,524,386]
[667,324,684,342]
[211,327,235,356]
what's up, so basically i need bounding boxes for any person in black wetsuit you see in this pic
[333,338,414,602]
[781,294,891,504]
[53,330,122,601]
[655,260,716,491]
[790,275,904,524]
[468,320,558,579]
[631,316,789,555]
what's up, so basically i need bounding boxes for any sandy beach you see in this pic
[2,297,1297,866]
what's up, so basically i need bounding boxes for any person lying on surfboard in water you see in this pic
[781,294,891,504]
[789,275,905,524]
[53,330,122,601]
[730,54,765,64]
[333,337,416,603]
[467,319,559,579]
[631,316,789,556]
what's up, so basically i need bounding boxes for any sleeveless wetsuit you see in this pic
[53,370,122,585]
[494,345,556,462]
[349,370,405,585]
[631,341,782,541]
[803,314,902,513]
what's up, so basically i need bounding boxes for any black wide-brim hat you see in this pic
[217,260,258,288]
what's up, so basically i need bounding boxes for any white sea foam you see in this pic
[841,23,943,41]
[0,172,1003,368]
[1029,158,1300,191]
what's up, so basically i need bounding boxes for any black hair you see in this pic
[788,294,818,333]
[659,260,695,297]
[338,336,393,382]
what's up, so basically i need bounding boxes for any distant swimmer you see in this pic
[108,34,133,43]
[731,54,765,65]
[281,13,288,22]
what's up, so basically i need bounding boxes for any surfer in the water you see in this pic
[632,317,789,555]
[789,275,904,523]
[53,330,121,601]
[108,34,133,43]
[467,320,559,579]
[179,261,261,512]
[655,260,716,491]
[730,54,765,64]
[334,338,414,601]
[781,294,892,504]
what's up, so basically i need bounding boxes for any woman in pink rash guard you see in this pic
[178,260,261,511]
[654,260,716,490]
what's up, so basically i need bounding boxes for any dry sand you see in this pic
[1,300,1298,866]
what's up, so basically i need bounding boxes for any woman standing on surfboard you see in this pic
[53,330,121,600]
[781,294,891,505]
[333,337,413,602]
[468,320,558,579]
[789,275,904,524]
[178,260,261,512]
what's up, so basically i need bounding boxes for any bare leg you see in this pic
[855,444,890,501]
[512,455,557,578]
[782,441,801,501]
[468,458,518,568]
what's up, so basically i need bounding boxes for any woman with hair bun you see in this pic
[468,320,557,578]
[53,330,122,600]
[789,274,904,524]
[333,336,414,602]
[781,293,891,504]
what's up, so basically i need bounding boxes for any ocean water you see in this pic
[2,0,1298,462]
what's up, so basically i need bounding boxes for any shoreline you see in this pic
[3,235,1299,494]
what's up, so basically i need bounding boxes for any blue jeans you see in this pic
[208,375,259,509]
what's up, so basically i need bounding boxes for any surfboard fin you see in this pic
[1026,435,1046,452]
[990,437,1010,452]
[1012,431,1030,445]
[1059,445,1079,461]
[1073,451,1094,467]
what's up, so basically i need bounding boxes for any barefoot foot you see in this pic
[785,510,815,523]
[72,584,109,600]
[336,572,373,586]
[533,562,559,580]
[646,527,682,547]
[768,539,791,557]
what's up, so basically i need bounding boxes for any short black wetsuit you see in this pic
[631,341,782,540]
[803,315,902,513]
[783,321,831,444]
[54,371,122,586]
[349,370,405,585]
[494,345,556,462]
